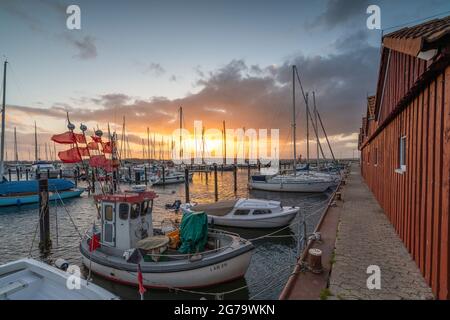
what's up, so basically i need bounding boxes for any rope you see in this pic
[54,190,83,239]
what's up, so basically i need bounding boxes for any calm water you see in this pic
[0,169,332,300]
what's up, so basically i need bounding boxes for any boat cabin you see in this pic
[94,191,157,251]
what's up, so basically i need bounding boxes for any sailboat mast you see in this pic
[14,127,18,163]
[179,106,183,160]
[292,66,297,176]
[201,126,205,164]
[147,127,150,161]
[34,122,38,161]
[0,60,7,179]
[306,92,309,164]
[222,120,226,164]
[313,91,319,167]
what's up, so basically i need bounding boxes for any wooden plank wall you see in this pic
[360,65,450,299]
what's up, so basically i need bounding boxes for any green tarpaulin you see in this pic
[178,211,208,254]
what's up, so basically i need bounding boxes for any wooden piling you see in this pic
[144,166,148,185]
[233,164,237,192]
[214,164,218,202]
[16,167,19,181]
[91,169,96,193]
[38,179,51,252]
[184,168,190,203]
[162,166,166,185]
[26,168,29,180]
[8,168,11,181]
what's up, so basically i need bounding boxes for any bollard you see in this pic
[214,164,218,202]
[8,168,11,181]
[38,178,51,252]
[162,166,166,186]
[16,167,20,181]
[307,248,323,274]
[184,168,190,203]
[26,168,29,180]
[233,164,237,193]
[144,166,148,185]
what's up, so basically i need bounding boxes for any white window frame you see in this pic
[395,135,407,174]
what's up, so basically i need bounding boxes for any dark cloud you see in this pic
[307,0,370,30]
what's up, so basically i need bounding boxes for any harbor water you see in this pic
[0,169,332,300]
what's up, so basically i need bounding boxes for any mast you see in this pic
[179,106,183,160]
[34,121,38,161]
[0,60,7,180]
[313,91,319,168]
[222,120,226,164]
[292,66,297,176]
[45,142,48,161]
[147,127,150,161]
[201,126,205,165]
[13,127,18,163]
[306,92,309,164]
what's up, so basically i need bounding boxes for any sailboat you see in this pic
[249,66,339,193]
[0,60,84,207]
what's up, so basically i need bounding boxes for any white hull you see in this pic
[207,210,298,228]
[249,180,335,192]
[0,258,118,300]
[82,250,252,289]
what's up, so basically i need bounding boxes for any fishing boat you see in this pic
[79,191,254,289]
[30,161,59,179]
[0,258,118,300]
[181,198,299,228]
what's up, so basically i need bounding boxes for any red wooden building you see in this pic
[359,16,450,299]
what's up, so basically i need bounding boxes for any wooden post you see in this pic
[16,167,19,181]
[257,160,261,172]
[214,164,218,202]
[26,168,29,180]
[91,168,96,194]
[184,168,190,203]
[47,168,50,179]
[247,163,250,182]
[38,179,51,252]
[144,166,148,185]
[205,168,208,184]
[128,166,132,184]
[74,169,78,187]
[8,168,11,181]
[162,166,166,185]
[135,171,140,184]
[233,164,237,193]
[59,169,62,179]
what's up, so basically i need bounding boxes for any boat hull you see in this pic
[81,248,252,289]
[249,180,334,193]
[207,209,298,228]
[0,188,84,207]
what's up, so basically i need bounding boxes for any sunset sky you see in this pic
[1,0,450,160]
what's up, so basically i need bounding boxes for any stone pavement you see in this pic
[328,165,434,300]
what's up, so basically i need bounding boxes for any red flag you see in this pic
[87,142,98,150]
[89,155,113,172]
[137,264,146,296]
[51,131,77,144]
[58,147,82,163]
[78,147,90,157]
[102,141,112,153]
[91,136,102,143]
[89,233,101,252]
[75,133,86,144]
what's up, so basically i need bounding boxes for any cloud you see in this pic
[8,31,378,158]
[63,34,98,60]
[307,0,370,30]
[142,62,165,76]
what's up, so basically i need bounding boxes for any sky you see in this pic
[1,0,450,160]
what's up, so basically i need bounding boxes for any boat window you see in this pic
[119,203,129,220]
[234,209,250,215]
[104,205,114,221]
[253,209,272,215]
[141,201,148,216]
[130,203,140,219]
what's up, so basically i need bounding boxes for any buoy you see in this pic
[54,258,69,271]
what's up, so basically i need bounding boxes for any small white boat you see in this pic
[0,258,118,300]
[181,198,299,228]
[80,191,254,289]
[149,170,193,185]
[249,171,339,193]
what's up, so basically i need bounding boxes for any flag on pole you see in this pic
[58,147,82,163]
[137,263,146,299]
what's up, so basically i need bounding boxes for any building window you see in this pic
[396,136,407,173]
